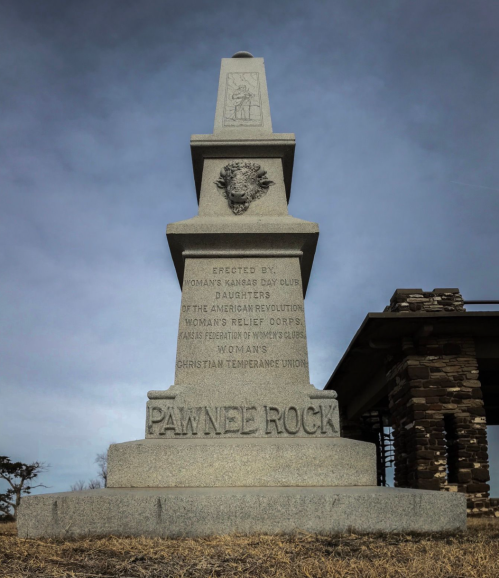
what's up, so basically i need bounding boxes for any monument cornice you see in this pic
[167,216,318,296]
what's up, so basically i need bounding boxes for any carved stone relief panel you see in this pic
[223,72,263,127]
[215,161,274,215]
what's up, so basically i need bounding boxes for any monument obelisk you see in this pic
[18,53,466,537]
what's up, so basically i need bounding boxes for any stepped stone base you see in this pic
[18,486,466,538]
[107,437,376,488]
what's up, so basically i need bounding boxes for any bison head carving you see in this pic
[215,161,275,215]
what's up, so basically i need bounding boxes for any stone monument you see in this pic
[18,53,466,537]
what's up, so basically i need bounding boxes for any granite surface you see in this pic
[18,486,467,538]
[107,437,374,487]
[213,57,273,135]
[174,256,311,393]
[199,158,288,217]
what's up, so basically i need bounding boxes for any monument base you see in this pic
[18,486,466,538]
[107,437,376,488]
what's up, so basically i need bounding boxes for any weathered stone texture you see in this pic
[387,335,492,516]
[384,288,465,313]
[107,438,377,488]
[17,486,466,539]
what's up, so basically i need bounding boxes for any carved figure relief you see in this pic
[215,161,275,215]
[223,73,263,127]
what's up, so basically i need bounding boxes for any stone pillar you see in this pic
[386,290,491,516]
[145,55,339,440]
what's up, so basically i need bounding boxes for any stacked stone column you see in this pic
[386,290,491,516]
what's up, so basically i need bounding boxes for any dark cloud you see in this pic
[1,1,498,494]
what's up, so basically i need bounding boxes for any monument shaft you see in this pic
[147,54,339,440]
[175,256,310,390]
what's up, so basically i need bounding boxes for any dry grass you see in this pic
[1,520,498,578]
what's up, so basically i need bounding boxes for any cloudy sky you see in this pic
[1,1,499,496]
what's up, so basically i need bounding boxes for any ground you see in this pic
[1,519,498,577]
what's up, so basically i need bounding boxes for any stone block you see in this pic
[463,380,481,388]
[17,486,467,539]
[200,158,288,217]
[471,469,490,482]
[417,470,436,479]
[214,57,272,134]
[108,437,375,488]
[410,388,432,397]
[417,479,441,491]
[467,483,490,493]
[457,471,472,483]
[416,450,437,460]
[145,398,340,439]
[468,407,486,416]
[408,367,430,380]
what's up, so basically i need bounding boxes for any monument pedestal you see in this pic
[106,437,377,488]
[17,52,466,537]
[18,487,465,538]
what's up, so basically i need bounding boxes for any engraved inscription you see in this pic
[223,72,262,127]
[176,359,308,369]
[175,260,310,383]
[147,404,337,437]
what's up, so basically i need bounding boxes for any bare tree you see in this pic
[70,450,108,491]
[95,452,107,487]
[87,478,102,490]
[0,456,48,520]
